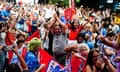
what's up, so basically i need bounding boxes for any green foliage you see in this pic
[50,0,69,7]
[76,0,80,3]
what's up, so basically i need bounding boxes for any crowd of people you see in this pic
[0,1,120,72]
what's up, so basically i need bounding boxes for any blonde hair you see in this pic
[85,23,93,32]
[78,43,90,52]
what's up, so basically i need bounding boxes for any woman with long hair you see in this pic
[5,17,26,46]
[68,19,88,44]
[83,50,100,72]
[83,49,116,72]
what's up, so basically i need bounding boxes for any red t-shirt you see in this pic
[5,31,16,46]
[69,26,84,40]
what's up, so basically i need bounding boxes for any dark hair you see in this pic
[84,19,89,22]
[16,40,25,45]
[86,50,99,71]
[70,21,76,31]
[56,10,59,17]
[77,32,85,40]
[0,22,8,31]
[70,19,79,31]
[43,24,48,29]
[53,24,62,29]
[106,31,115,37]
[77,32,86,43]
[101,22,108,29]
[6,63,21,72]
[16,34,25,39]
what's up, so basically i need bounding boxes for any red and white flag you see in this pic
[38,48,66,72]
[71,0,75,8]
[64,8,75,20]
[26,30,40,43]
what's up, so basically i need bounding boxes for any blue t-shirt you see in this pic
[16,23,24,31]
[84,31,92,36]
[25,52,40,72]
[32,20,37,33]
[101,28,107,37]
[19,18,25,24]
[86,41,94,49]
[0,10,10,21]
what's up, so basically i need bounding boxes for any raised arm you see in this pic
[99,35,116,49]
[13,46,28,71]
[47,17,56,30]
[103,56,116,72]
[81,19,89,27]
[43,29,49,42]
[55,13,67,34]
[64,44,78,52]
[17,29,27,36]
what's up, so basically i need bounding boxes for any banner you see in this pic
[64,8,75,20]
[39,48,65,72]
[71,0,75,8]
[26,30,40,43]
[71,55,85,72]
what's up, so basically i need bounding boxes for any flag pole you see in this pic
[69,0,71,8]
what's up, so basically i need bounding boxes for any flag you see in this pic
[66,52,86,72]
[24,19,32,32]
[64,8,75,20]
[26,30,40,43]
[38,48,66,72]
[71,55,84,72]
[7,47,27,64]
[71,0,75,8]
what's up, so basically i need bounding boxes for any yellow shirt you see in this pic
[115,16,120,25]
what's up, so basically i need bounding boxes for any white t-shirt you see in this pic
[112,25,119,34]
[44,7,54,19]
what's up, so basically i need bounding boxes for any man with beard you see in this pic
[52,13,67,66]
